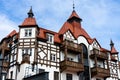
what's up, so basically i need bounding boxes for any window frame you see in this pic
[54,71,59,80]
[24,29,32,37]
[50,53,56,62]
[22,48,32,56]
[46,33,54,44]
[66,73,72,80]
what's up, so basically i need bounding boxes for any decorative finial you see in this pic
[110,39,114,47]
[28,6,34,18]
[73,0,75,11]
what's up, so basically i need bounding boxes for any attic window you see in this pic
[46,33,54,44]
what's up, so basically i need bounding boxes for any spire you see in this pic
[110,40,118,54]
[28,6,34,18]
[19,6,37,26]
[110,39,114,47]
[73,0,75,11]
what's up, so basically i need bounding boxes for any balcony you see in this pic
[3,61,9,67]
[90,50,108,60]
[60,60,84,73]
[91,67,110,78]
[61,40,82,53]
[2,61,9,71]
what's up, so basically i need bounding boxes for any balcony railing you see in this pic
[3,61,9,67]
[60,60,84,73]
[91,67,110,78]
[61,40,82,52]
[90,50,108,60]
[2,61,9,71]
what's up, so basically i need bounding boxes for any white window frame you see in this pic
[22,48,32,55]
[24,29,32,37]
[50,54,56,61]
[46,33,54,44]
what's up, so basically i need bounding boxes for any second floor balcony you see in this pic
[61,40,82,53]
[60,60,84,73]
[91,67,110,78]
[90,50,108,60]
[2,61,10,72]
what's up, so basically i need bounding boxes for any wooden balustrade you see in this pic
[91,67,110,78]
[60,60,84,72]
[61,40,82,52]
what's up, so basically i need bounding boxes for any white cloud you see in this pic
[0,13,17,40]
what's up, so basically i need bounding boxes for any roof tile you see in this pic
[21,18,37,26]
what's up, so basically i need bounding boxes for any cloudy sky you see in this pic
[0,0,120,56]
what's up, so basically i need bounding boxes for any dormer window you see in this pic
[25,29,32,37]
[46,33,54,44]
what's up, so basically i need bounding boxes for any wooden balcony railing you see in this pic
[60,60,84,73]
[90,50,108,60]
[3,61,9,68]
[61,40,82,52]
[91,67,110,78]
[2,61,9,72]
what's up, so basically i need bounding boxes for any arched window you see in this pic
[79,43,90,80]
[80,43,89,66]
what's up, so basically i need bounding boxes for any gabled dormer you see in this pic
[19,7,38,38]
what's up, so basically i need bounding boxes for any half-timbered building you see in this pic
[0,7,120,80]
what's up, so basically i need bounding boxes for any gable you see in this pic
[92,40,101,49]
[63,30,75,41]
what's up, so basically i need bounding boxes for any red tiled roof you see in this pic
[38,28,61,43]
[59,22,92,44]
[68,10,80,19]
[59,22,74,35]
[21,17,37,26]
[100,47,110,52]
[111,46,118,54]
[7,30,17,37]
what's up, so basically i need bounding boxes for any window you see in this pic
[66,73,72,80]
[50,54,56,61]
[25,29,32,37]
[54,71,59,80]
[46,33,54,43]
[10,71,13,79]
[22,48,32,55]
[67,57,73,61]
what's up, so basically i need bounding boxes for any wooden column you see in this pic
[106,60,109,69]
[64,40,67,61]
[81,49,84,64]
[94,53,97,67]
[65,45,67,61]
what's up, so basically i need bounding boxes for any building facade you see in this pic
[0,8,120,80]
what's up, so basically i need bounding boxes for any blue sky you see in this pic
[0,0,120,57]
